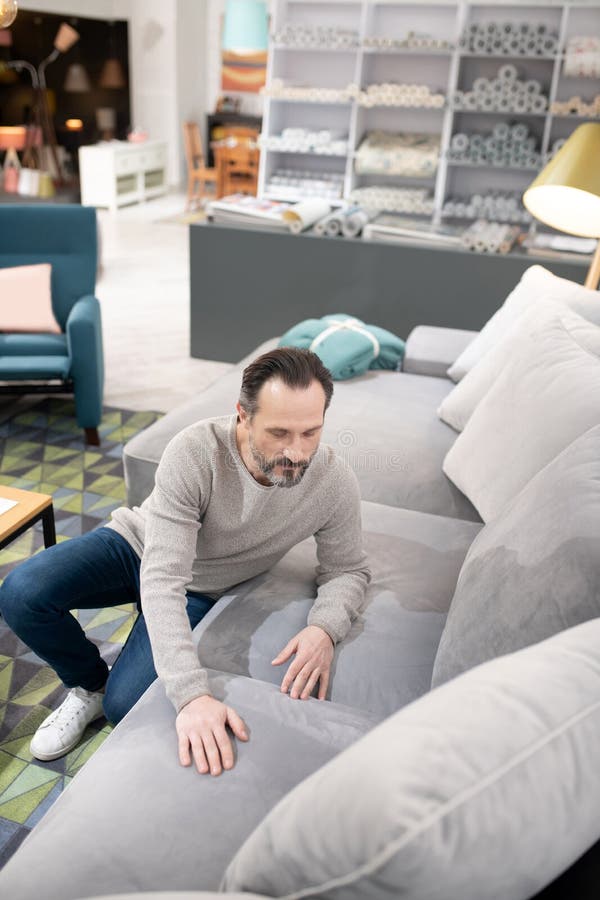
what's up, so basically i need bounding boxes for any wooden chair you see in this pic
[213,137,260,198]
[182,121,217,209]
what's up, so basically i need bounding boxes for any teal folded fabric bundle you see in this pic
[279,314,405,380]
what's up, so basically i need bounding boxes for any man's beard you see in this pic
[248,434,313,488]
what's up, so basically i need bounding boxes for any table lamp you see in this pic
[523,123,600,289]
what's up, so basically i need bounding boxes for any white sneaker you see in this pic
[30,686,106,761]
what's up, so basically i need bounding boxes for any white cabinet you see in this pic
[259,1,600,226]
[79,141,168,212]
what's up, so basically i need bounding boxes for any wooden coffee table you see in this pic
[0,486,56,551]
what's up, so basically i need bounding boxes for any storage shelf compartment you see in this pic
[362,46,453,56]
[446,159,540,171]
[459,52,558,60]
[116,174,138,195]
[144,169,165,189]
[260,1,594,236]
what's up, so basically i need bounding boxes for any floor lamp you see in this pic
[523,123,600,290]
[1,22,79,185]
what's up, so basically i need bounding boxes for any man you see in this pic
[0,348,370,775]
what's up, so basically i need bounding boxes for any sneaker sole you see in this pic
[30,710,106,761]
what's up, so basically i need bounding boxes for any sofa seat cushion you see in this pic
[0,355,71,380]
[224,618,600,899]
[124,340,480,522]
[192,501,482,721]
[0,672,377,900]
[0,332,67,356]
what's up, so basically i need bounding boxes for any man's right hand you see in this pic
[176,695,248,776]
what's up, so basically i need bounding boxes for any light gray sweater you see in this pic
[108,415,370,712]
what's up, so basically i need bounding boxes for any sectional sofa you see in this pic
[1,265,600,900]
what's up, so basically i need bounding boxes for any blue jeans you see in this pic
[0,527,216,724]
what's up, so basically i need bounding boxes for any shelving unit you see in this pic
[258,0,600,225]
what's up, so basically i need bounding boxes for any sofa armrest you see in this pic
[402,325,478,378]
[66,295,105,428]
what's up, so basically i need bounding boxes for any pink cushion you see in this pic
[0,263,61,334]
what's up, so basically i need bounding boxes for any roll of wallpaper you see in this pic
[263,79,352,104]
[355,131,441,178]
[363,34,453,51]
[260,129,348,156]
[456,65,547,112]
[563,37,600,77]
[443,191,530,223]
[283,199,331,234]
[313,211,343,237]
[273,24,358,49]
[461,219,520,254]
[459,21,558,56]
[356,82,445,108]
[266,169,344,202]
[349,185,434,214]
[447,123,541,168]
[312,207,364,237]
[550,94,600,118]
[341,207,375,238]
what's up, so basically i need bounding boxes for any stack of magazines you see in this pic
[207,195,331,234]
[207,195,292,232]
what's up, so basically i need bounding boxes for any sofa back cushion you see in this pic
[0,204,97,329]
[442,305,600,522]
[0,263,60,333]
[447,265,600,382]
[433,425,600,687]
[438,301,562,433]
[223,618,600,899]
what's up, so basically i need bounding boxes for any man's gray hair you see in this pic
[239,347,334,418]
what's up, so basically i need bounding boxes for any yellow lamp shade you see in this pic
[523,123,600,238]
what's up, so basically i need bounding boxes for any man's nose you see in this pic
[282,439,303,462]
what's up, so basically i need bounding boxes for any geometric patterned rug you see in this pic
[0,398,161,867]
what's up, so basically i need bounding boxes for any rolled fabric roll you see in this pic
[451,132,469,151]
[313,211,341,237]
[340,206,374,238]
[493,121,510,140]
[498,63,518,82]
[511,122,529,141]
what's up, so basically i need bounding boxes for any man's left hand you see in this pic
[272,625,334,701]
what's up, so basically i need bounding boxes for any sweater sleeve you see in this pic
[139,430,211,713]
[307,464,371,644]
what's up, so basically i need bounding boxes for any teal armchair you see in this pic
[0,204,104,445]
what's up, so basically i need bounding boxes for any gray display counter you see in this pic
[190,222,590,363]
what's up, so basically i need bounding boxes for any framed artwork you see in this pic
[221,0,268,94]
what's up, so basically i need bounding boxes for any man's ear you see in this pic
[236,402,248,428]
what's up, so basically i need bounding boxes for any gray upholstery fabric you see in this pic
[447,264,600,383]
[223,618,600,899]
[402,325,478,378]
[86,895,267,899]
[124,347,479,522]
[193,501,482,721]
[432,425,600,687]
[0,673,376,900]
[443,306,600,522]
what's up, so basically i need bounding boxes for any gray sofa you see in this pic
[1,323,599,900]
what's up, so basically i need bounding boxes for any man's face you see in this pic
[240,378,326,488]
